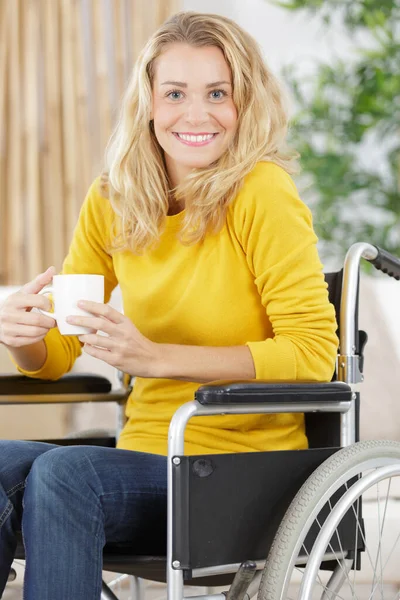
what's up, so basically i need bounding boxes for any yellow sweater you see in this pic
[16,162,338,455]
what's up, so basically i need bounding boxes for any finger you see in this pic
[78,334,115,350]
[77,301,124,324]
[4,323,51,338]
[66,315,115,335]
[20,266,57,296]
[10,310,56,329]
[13,294,54,313]
[82,344,117,365]
[5,335,48,348]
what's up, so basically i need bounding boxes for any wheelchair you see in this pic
[2,241,400,600]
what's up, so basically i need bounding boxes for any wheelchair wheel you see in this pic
[259,440,400,600]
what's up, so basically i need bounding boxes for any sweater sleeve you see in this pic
[232,162,338,382]
[13,177,118,380]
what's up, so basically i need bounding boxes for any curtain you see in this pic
[0,0,181,285]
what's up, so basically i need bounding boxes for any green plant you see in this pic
[275,0,400,266]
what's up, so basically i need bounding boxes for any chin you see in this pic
[187,161,215,169]
[179,155,222,170]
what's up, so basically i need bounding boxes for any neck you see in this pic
[164,153,192,189]
[165,157,187,215]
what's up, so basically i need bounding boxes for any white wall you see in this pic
[183,0,357,77]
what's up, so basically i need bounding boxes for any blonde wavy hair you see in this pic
[103,11,298,254]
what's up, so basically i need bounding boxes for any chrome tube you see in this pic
[100,581,119,600]
[339,242,377,366]
[0,390,130,405]
[166,398,351,599]
[340,392,357,447]
[167,402,198,600]
[338,242,377,445]
[184,595,226,600]
[320,559,354,600]
[192,562,265,578]
[115,370,131,440]
[115,401,127,440]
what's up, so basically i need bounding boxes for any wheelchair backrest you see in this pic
[304,270,362,448]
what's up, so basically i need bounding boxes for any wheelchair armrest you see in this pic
[0,373,130,404]
[0,373,112,395]
[195,381,352,405]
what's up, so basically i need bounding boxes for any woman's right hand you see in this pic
[0,266,57,348]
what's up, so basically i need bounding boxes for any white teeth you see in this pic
[176,133,215,142]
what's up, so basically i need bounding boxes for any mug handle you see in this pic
[37,285,57,320]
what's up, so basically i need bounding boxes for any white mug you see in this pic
[37,274,105,336]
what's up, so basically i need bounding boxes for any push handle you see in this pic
[368,246,400,280]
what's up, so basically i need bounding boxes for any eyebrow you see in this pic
[160,80,232,88]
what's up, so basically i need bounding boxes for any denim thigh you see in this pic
[23,444,168,553]
[0,441,168,552]
[0,440,59,526]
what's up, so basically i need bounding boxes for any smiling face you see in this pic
[152,43,238,188]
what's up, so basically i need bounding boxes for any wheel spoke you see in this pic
[351,495,361,596]
[369,480,385,600]
[294,564,348,600]
[378,479,392,598]
[315,511,356,598]
[368,531,400,600]
[315,579,348,600]
[296,537,328,594]
[309,476,397,600]
[260,443,400,600]
[327,496,356,598]
[345,485,377,574]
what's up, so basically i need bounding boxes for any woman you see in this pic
[0,11,338,599]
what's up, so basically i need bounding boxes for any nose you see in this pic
[185,97,208,125]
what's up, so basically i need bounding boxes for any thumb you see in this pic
[21,266,57,295]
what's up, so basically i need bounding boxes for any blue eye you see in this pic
[167,90,184,100]
[210,89,228,100]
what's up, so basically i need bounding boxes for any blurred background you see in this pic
[0,0,399,442]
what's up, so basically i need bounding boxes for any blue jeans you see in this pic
[0,440,167,599]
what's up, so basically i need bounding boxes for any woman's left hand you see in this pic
[66,300,162,378]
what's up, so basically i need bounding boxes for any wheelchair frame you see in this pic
[164,241,395,600]
[2,241,400,600]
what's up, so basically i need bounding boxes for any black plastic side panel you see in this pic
[172,448,340,569]
[172,458,190,568]
[355,392,360,442]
